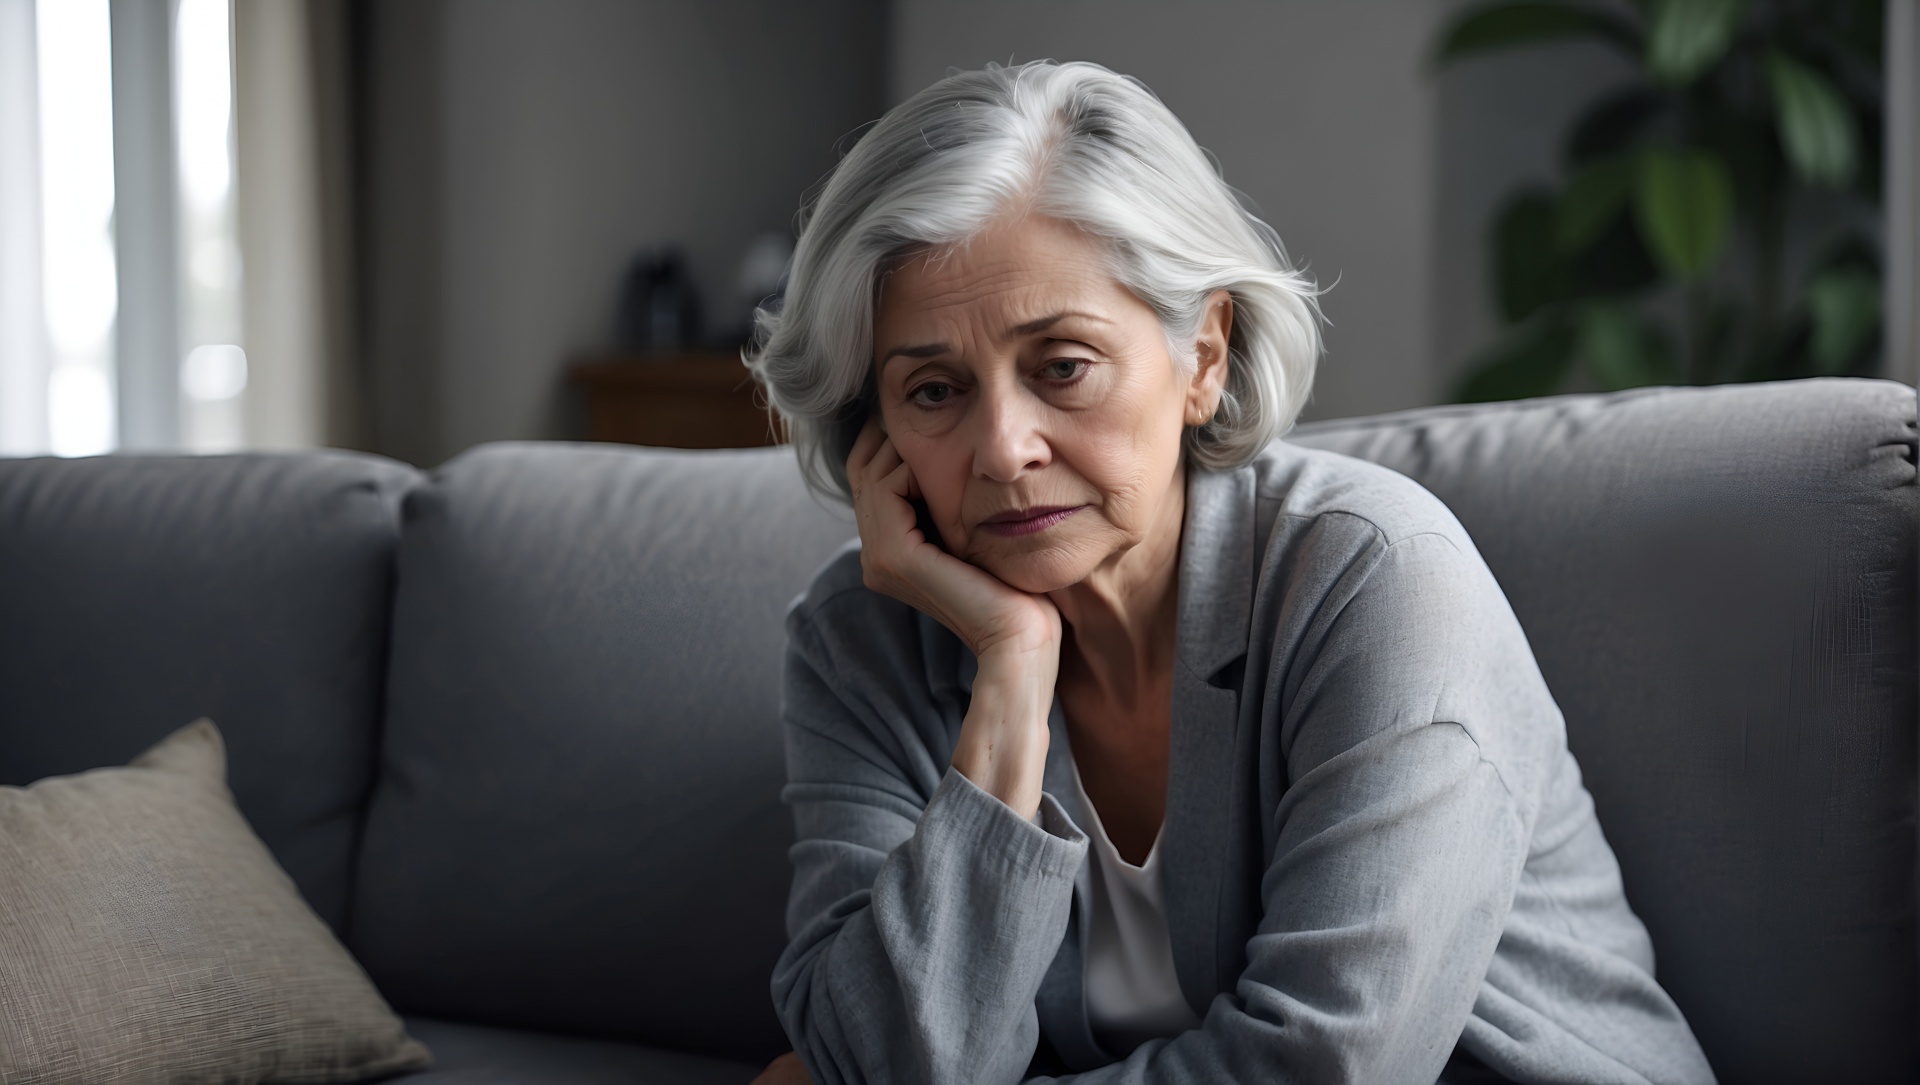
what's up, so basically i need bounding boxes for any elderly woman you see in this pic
[744,61,1712,1085]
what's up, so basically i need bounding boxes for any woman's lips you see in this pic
[978,505,1083,538]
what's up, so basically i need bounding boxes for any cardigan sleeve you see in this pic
[771,593,1090,1085]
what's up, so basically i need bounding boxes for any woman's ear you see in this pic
[1185,290,1234,426]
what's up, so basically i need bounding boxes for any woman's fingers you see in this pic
[880,456,918,503]
[849,423,924,588]
[865,436,905,488]
[845,415,885,478]
[849,419,913,520]
[863,474,928,575]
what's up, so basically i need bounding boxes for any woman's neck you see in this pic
[1047,461,1186,697]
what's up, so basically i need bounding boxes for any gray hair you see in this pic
[745,60,1322,503]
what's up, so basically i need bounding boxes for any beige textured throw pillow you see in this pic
[0,720,431,1083]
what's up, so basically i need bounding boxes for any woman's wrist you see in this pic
[951,641,1057,819]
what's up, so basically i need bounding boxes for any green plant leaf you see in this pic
[1645,0,1747,85]
[1633,148,1733,279]
[1556,154,1637,253]
[1805,264,1879,371]
[1576,302,1679,389]
[1437,1,1640,64]
[1494,192,1563,321]
[1764,50,1859,187]
[1454,315,1578,402]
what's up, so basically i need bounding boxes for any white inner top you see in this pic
[1069,756,1203,1055]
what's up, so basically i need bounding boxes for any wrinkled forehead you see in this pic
[874,215,1126,333]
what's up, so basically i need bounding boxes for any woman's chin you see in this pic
[975,548,1098,596]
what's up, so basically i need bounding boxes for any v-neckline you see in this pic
[1067,752,1165,873]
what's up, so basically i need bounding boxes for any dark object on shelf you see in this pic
[614,248,704,351]
[568,352,779,449]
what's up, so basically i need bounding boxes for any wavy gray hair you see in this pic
[745,60,1322,503]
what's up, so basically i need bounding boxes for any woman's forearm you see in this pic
[949,641,1057,820]
[775,766,1087,1085]
[775,593,1077,1084]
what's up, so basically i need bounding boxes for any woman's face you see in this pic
[872,214,1228,594]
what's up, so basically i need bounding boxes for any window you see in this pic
[0,0,245,457]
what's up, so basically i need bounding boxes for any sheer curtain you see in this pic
[0,0,119,456]
[0,0,356,458]
[0,0,45,454]
[233,0,363,451]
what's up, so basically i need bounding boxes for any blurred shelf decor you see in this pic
[1438,0,1889,400]
[569,353,780,449]
[575,232,793,449]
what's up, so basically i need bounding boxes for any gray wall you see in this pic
[358,0,1624,462]
[890,0,1447,423]
[358,0,885,466]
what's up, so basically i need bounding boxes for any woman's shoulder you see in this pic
[1246,439,1475,556]
[788,541,910,647]
[790,540,872,620]
[1217,442,1510,660]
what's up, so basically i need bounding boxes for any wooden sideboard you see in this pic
[568,352,782,449]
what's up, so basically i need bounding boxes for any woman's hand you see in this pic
[750,1052,812,1085]
[847,416,1059,817]
[846,416,1060,658]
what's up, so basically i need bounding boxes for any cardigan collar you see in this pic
[1175,463,1258,684]
[1159,462,1256,1027]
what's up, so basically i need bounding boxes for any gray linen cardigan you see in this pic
[772,440,1714,1085]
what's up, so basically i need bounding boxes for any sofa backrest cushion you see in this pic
[349,442,856,1064]
[1289,378,1918,1083]
[0,452,419,933]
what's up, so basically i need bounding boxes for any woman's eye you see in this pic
[910,382,954,405]
[1040,358,1087,381]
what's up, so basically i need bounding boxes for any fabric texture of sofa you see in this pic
[0,377,1911,1084]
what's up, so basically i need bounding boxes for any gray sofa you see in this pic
[0,377,1911,1084]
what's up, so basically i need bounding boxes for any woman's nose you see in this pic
[970,385,1050,482]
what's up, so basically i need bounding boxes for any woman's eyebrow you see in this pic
[879,342,950,369]
[879,311,1110,368]
[1011,310,1105,336]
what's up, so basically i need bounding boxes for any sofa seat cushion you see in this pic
[397,1019,759,1085]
